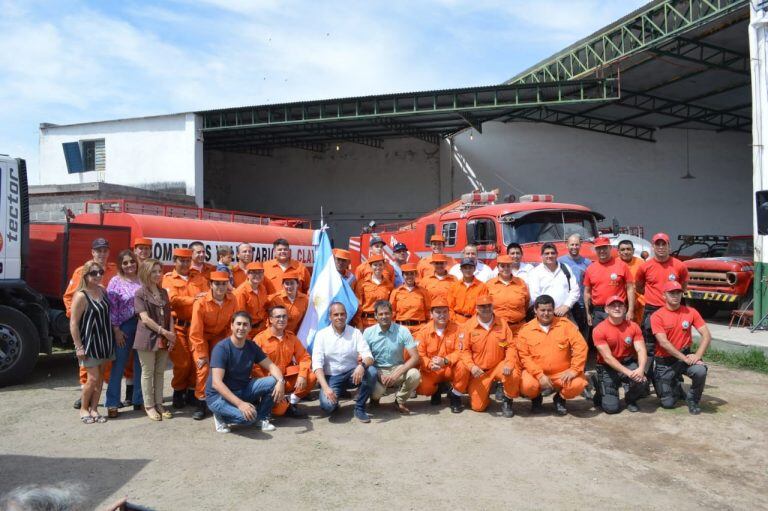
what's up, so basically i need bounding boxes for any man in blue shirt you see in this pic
[558,234,592,340]
[363,300,421,414]
[205,311,286,433]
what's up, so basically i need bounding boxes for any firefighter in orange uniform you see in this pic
[133,237,153,263]
[353,254,394,328]
[419,254,457,302]
[64,238,119,408]
[517,294,589,416]
[263,238,312,294]
[333,248,356,287]
[486,255,530,336]
[354,236,395,283]
[390,263,431,334]
[189,271,238,420]
[414,297,468,409]
[447,258,489,324]
[253,304,316,418]
[230,242,255,288]
[617,239,646,325]
[189,241,215,280]
[417,234,456,279]
[454,295,519,416]
[233,261,269,338]
[162,247,210,409]
[267,271,309,334]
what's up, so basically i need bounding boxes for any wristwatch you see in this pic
[277,379,286,385]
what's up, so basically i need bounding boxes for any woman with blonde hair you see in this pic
[134,259,175,421]
[70,260,115,424]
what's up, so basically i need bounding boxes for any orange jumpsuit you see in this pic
[189,291,238,400]
[420,273,457,302]
[64,263,118,385]
[263,259,311,294]
[267,291,309,334]
[190,262,215,281]
[517,317,588,399]
[447,279,489,324]
[486,276,530,336]
[624,256,646,325]
[389,285,431,333]
[456,316,520,411]
[415,321,468,396]
[231,265,249,288]
[354,275,394,328]
[253,329,317,416]
[233,281,269,338]
[355,259,395,284]
[417,254,456,279]
[163,270,210,392]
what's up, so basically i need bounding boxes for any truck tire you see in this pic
[696,302,720,319]
[0,305,40,386]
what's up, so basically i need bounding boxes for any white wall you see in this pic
[449,121,752,248]
[38,113,201,196]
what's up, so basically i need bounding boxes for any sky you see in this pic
[0,0,648,181]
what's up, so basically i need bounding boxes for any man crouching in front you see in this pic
[205,312,285,433]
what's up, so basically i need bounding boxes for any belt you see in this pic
[175,319,191,328]
[361,312,376,319]
[655,349,690,364]
[456,312,472,318]
[598,357,636,367]
[591,305,605,312]
[643,304,661,313]
[398,319,425,326]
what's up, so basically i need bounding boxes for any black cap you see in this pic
[370,236,384,246]
[460,257,476,267]
[393,242,407,252]
[92,238,109,249]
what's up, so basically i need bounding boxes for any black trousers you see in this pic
[595,360,644,414]
[654,356,708,407]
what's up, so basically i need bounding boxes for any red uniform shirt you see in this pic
[591,318,643,364]
[635,257,689,307]
[583,257,634,306]
[650,305,705,358]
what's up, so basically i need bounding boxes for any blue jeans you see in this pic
[105,317,143,408]
[206,376,276,424]
[319,366,378,414]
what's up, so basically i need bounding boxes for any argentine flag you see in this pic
[297,228,358,352]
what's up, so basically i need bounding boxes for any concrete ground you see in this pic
[1,354,767,510]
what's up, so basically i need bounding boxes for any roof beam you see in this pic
[659,100,751,128]
[649,36,749,75]
[206,135,328,153]
[299,124,384,149]
[508,0,747,84]
[503,106,656,142]
[368,118,442,145]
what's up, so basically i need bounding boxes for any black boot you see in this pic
[494,381,504,402]
[186,389,198,407]
[553,393,568,416]
[192,401,207,420]
[530,395,543,413]
[430,391,442,406]
[449,392,464,413]
[501,396,515,418]
[686,398,701,415]
[172,390,186,409]
[124,385,134,407]
[284,402,307,418]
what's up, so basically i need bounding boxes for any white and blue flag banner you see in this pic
[297,228,358,352]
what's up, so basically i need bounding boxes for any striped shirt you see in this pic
[79,290,115,360]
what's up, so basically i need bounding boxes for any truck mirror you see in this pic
[757,191,768,236]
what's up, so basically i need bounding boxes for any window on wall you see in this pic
[82,140,105,172]
[424,224,436,245]
[442,222,458,247]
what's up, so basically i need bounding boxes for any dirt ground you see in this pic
[1,354,767,511]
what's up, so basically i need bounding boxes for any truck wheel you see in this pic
[0,306,40,386]
[696,302,720,319]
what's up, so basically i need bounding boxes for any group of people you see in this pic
[67,231,713,432]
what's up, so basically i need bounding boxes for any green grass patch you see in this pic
[695,343,768,374]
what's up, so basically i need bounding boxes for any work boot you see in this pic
[172,390,186,409]
[124,384,134,407]
[553,393,568,416]
[192,401,207,421]
[186,389,197,407]
[284,403,307,419]
[494,381,504,402]
[686,399,702,415]
[626,402,640,413]
[501,396,515,418]
[449,392,464,414]
[589,373,601,408]
[530,395,544,413]
[430,391,442,406]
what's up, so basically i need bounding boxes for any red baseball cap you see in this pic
[652,233,670,244]
[593,237,611,248]
[606,295,625,305]
[663,281,683,292]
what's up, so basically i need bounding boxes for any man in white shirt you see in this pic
[491,243,534,283]
[312,302,377,423]
[449,244,495,282]
[527,243,580,317]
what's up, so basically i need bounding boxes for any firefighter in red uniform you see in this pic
[583,237,635,328]
[389,263,431,334]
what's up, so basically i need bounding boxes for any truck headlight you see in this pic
[726,272,738,285]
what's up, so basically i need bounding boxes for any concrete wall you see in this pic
[204,137,442,244]
[38,113,201,196]
[449,122,752,249]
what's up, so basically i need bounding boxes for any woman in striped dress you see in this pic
[70,260,116,424]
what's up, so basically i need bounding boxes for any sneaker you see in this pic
[354,408,371,423]
[213,414,230,433]
[686,399,702,415]
[257,419,276,431]
[501,397,515,418]
[553,394,568,416]
[626,402,640,413]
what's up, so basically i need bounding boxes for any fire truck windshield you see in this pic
[501,210,599,245]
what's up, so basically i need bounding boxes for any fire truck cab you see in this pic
[350,192,605,267]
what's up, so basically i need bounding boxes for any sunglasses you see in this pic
[87,270,105,277]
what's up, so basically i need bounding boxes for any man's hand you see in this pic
[195,292,207,299]
[272,380,285,402]
[322,386,337,405]
[196,357,208,369]
[471,365,485,378]
[626,311,634,322]
[114,330,126,348]
[238,401,257,422]
[503,365,513,377]
[295,376,307,392]
[586,314,593,327]
[626,367,646,383]
[538,374,554,390]
[352,364,365,385]
[559,369,577,383]
[685,353,703,365]
[554,305,570,317]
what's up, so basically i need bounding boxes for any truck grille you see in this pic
[688,271,728,286]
